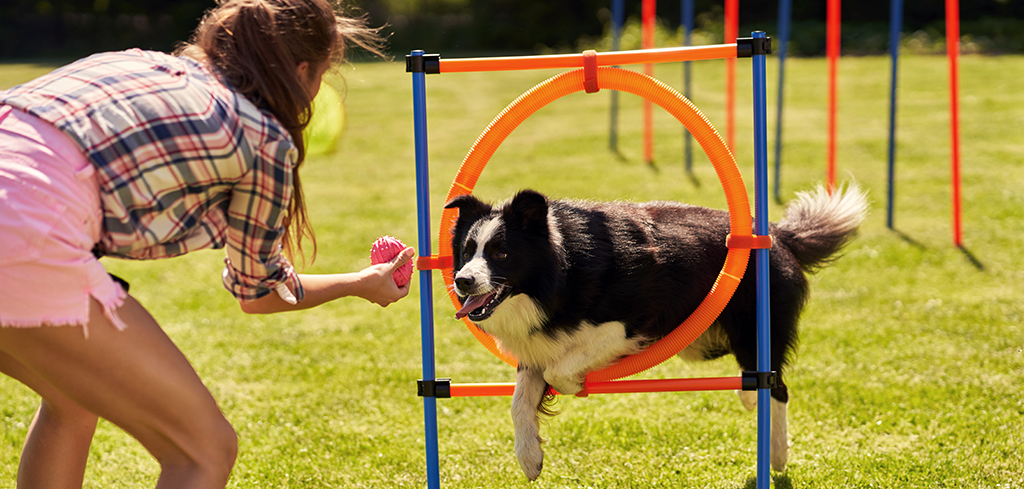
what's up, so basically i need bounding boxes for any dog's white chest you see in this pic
[479,296,644,372]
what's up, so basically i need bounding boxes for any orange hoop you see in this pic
[438,67,752,382]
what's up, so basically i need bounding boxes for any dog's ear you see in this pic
[505,189,549,231]
[445,194,492,224]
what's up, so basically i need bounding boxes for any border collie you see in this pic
[445,185,868,480]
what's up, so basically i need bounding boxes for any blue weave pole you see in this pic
[682,0,694,173]
[751,31,773,489]
[887,0,903,229]
[773,0,792,203]
[410,50,441,489]
[609,0,624,152]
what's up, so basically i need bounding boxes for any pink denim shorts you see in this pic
[0,105,126,337]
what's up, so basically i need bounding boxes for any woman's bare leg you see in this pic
[0,296,237,488]
[0,351,98,489]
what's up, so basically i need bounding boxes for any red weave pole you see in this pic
[946,0,963,247]
[724,0,739,152]
[448,377,744,397]
[826,0,841,194]
[643,0,656,163]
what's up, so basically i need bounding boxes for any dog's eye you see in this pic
[462,250,472,260]
[494,251,508,260]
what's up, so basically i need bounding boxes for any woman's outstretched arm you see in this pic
[239,247,415,314]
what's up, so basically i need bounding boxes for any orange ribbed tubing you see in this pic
[439,67,752,381]
[439,44,737,73]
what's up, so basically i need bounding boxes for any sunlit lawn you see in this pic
[1,51,1022,487]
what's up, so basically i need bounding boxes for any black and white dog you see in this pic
[445,185,867,480]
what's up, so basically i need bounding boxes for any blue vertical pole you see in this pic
[773,0,792,203]
[751,31,773,489]
[410,50,441,489]
[609,0,624,152]
[887,0,903,229]
[682,0,694,173]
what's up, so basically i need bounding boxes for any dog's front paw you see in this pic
[512,366,548,480]
[514,433,544,480]
[543,372,583,396]
[736,389,757,411]
[550,380,582,396]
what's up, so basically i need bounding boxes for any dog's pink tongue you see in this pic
[455,293,492,319]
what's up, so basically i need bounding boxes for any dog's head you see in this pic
[444,189,555,322]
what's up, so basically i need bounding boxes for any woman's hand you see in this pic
[239,247,416,314]
[357,246,416,307]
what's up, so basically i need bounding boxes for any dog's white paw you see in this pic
[736,389,757,411]
[543,372,583,396]
[549,380,582,396]
[514,432,544,480]
[512,367,548,480]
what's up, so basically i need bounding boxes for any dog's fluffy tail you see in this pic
[775,183,869,273]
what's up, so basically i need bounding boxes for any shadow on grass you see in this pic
[610,148,628,163]
[684,168,701,188]
[889,227,985,271]
[743,474,792,489]
[958,245,985,271]
[889,227,926,249]
[608,152,701,188]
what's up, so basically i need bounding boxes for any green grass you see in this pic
[2,53,1023,488]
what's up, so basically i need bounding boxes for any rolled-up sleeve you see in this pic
[221,136,305,303]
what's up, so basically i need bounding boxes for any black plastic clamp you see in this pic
[405,53,441,74]
[737,34,772,58]
[741,371,778,391]
[417,378,451,398]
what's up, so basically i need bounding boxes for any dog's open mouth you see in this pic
[455,284,510,322]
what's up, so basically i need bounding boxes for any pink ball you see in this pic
[370,235,413,287]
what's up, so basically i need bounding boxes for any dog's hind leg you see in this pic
[735,377,790,472]
[770,393,789,471]
[511,365,548,480]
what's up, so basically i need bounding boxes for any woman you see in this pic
[0,0,412,487]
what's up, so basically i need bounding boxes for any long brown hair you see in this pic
[176,0,386,264]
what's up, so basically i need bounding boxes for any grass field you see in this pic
[1,52,1022,488]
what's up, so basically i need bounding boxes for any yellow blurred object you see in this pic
[304,81,345,155]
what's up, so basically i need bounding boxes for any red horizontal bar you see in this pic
[439,44,738,74]
[447,377,743,398]
[449,383,515,397]
[583,377,743,395]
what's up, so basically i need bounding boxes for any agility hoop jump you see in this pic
[408,32,775,489]
[436,67,758,382]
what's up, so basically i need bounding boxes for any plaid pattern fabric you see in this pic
[0,49,304,302]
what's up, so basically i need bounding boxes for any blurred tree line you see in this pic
[2,0,1023,61]
[0,0,208,60]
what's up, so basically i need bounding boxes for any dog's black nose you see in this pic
[454,277,474,290]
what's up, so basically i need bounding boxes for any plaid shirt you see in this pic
[0,49,304,303]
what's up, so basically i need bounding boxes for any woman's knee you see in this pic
[195,415,239,481]
[212,416,239,470]
[156,414,237,485]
